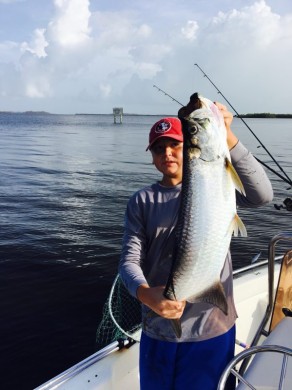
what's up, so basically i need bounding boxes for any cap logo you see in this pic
[155,120,171,134]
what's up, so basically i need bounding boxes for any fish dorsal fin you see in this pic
[225,158,246,196]
[229,214,247,237]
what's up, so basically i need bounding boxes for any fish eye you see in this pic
[187,120,200,135]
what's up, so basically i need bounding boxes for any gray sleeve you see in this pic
[119,194,148,298]
[230,141,274,207]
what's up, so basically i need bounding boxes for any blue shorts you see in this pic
[139,326,236,390]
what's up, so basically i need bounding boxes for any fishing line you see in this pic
[254,157,292,187]
[194,63,292,189]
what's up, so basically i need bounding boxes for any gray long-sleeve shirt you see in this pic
[119,141,273,342]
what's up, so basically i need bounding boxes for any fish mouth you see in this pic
[186,136,199,147]
[193,148,201,159]
[188,146,201,159]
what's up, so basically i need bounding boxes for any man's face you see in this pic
[150,137,183,186]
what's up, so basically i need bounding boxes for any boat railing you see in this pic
[238,231,292,375]
[34,338,135,390]
[233,255,282,276]
[217,344,292,390]
[36,232,292,389]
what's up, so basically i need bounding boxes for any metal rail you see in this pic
[239,232,292,375]
[233,255,282,276]
[217,344,292,390]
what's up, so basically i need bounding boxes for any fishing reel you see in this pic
[274,197,292,212]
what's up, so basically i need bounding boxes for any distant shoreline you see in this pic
[235,113,292,118]
[1,111,292,118]
[0,111,167,116]
[0,111,52,115]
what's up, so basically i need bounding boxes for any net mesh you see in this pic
[96,275,142,351]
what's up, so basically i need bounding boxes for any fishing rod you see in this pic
[153,85,184,107]
[194,63,292,188]
[153,82,292,189]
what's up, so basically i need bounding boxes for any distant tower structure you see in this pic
[113,107,123,124]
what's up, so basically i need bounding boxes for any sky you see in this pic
[0,0,292,114]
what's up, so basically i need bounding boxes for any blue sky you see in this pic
[0,0,292,114]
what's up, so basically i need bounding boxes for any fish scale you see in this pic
[172,157,235,298]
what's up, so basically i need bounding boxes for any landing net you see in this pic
[96,275,142,350]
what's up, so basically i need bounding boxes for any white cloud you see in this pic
[137,24,152,38]
[0,41,21,63]
[48,0,91,46]
[0,0,292,113]
[181,20,199,41]
[99,83,111,98]
[134,62,162,79]
[91,11,142,47]
[25,81,50,98]
[209,0,282,48]
[130,43,172,63]
[17,52,52,99]
[21,28,48,58]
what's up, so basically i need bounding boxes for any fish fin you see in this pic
[187,281,228,315]
[147,312,182,338]
[169,319,182,338]
[229,213,247,237]
[147,309,182,338]
[164,279,177,301]
[225,158,246,196]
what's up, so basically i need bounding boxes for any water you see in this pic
[0,113,291,389]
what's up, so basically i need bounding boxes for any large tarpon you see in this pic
[164,93,247,338]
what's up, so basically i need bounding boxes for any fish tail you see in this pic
[188,281,228,315]
[169,319,182,338]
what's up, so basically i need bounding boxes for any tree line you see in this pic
[236,113,292,118]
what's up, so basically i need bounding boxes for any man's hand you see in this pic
[215,101,239,150]
[137,284,186,319]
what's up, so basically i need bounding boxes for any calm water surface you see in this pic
[0,113,291,389]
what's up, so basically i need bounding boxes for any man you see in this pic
[119,101,273,389]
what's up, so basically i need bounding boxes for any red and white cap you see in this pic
[146,117,183,151]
